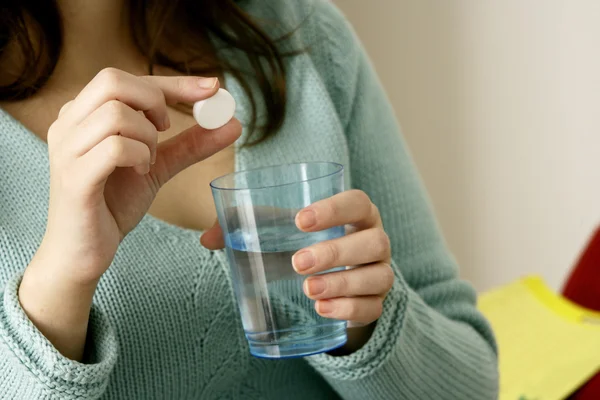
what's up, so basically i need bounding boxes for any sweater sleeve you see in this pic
[0,272,118,399]
[304,2,499,399]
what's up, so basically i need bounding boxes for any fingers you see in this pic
[140,75,219,105]
[62,68,219,132]
[200,220,225,250]
[296,190,380,232]
[63,68,168,130]
[49,68,228,190]
[78,135,151,187]
[70,101,158,162]
[291,189,391,325]
[153,118,242,186]
[304,263,394,300]
[292,228,391,274]
[315,296,384,324]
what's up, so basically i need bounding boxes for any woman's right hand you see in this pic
[42,68,240,283]
[18,68,241,360]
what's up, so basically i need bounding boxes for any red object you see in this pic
[562,227,600,400]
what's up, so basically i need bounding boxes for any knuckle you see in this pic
[140,79,166,108]
[135,76,165,109]
[323,241,340,266]
[358,189,371,201]
[97,67,122,92]
[374,229,391,258]
[105,136,124,161]
[345,301,361,320]
[141,143,151,159]
[335,273,349,293]
[324,199,338,222]
[105,100,127,120]
[176,76,187,94]
[381,264,395,292]
[349,190,373,219]
[371,203,381,219]
[352,189,371,206]
[146,121,159,142]
[151,84,165,106]
[98,67,121,80]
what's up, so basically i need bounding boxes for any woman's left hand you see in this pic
[201,189,394,352]
[292,190,394,343]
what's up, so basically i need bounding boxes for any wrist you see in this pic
[22,242,100,307]
[328,321,377,356]
[18,247,100,360]
[37,233,110,285]
[21,255,98,305]
[20,251,98,326]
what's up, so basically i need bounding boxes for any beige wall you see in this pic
[337,1,600,291]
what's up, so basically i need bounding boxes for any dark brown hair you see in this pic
[0,0,295,144]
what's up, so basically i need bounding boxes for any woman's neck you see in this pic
[54,0,147,87]
[0,0,147,136]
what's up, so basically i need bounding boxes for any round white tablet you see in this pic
[193,88,236,130]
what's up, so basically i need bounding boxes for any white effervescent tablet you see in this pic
[193,88,236,130]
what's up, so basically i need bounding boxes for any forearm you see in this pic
[18,241,100,361]
[1,271,118,399]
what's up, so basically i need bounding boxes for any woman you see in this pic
[0,0,498,399]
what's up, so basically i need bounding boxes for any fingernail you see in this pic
[150,151,156,165]
[162,114,170,131]
[317,300,334,315]
[293,250,315,272]
[297,210,317,229]
[306,278,326,296]
[198,77,218,89]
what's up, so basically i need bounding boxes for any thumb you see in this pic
[152,118,241,186]
[200,219,225,250]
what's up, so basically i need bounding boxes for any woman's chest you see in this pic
[99,225,336,399]
[99,224,254,397]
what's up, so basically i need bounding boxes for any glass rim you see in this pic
[210,161,344,191]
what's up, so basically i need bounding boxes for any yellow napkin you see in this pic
[478,276,600,400]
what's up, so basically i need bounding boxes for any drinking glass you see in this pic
[211,162,347,358]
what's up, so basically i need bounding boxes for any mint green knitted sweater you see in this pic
[0,1,498,399]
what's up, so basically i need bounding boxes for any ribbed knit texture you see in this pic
[0,1,499,399]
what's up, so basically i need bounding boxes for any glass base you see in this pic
[247,324,347,359]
